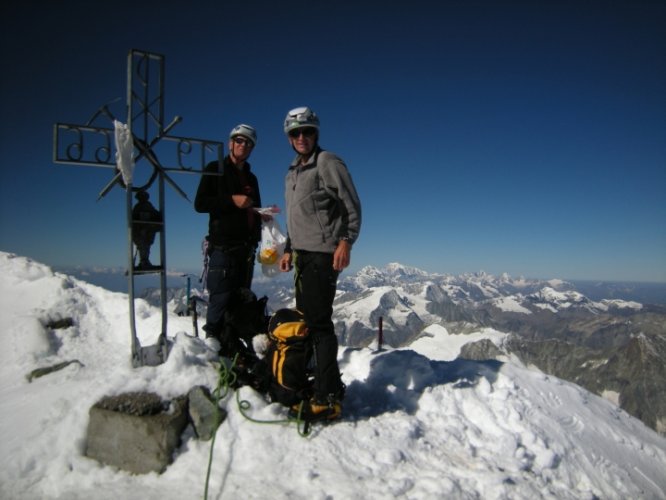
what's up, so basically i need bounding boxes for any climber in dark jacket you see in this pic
[194,124,262,355]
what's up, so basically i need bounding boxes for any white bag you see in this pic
[114,120,135,185]
[258,218,286,277]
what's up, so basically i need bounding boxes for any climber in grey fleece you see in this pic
[279,106,362,418]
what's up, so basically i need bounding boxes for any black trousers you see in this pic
[204,244,255,343]
[294,250,344,401]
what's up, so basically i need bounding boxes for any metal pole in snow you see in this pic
[378,316,383,351]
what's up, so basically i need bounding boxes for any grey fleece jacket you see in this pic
[284,147,361,254]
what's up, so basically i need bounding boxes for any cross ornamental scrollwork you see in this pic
[53,49,223,367]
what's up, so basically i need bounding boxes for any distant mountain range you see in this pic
[258,264,666,436]
[56,264,666,305]
[60,262,666,435]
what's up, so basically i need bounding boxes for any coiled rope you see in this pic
[204,355,238,499]
[203,355,310,498]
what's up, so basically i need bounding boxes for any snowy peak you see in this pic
[384,262,431,279]
[526,287,595,312]
[349,263,432,288]
[334,286,425,347]
[525,287,643,314]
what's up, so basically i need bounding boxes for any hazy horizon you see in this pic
[48,260,666,305]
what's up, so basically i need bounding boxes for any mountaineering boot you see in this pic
[289,395,342,422]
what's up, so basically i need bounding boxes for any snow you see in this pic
[1,250,665,500]
[533,287,588,308]
[492,296,533,314]
[409,324,508,361]
[602,390,621,406]
[599,298,643,311]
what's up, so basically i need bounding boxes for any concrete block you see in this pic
[85,392,188,474]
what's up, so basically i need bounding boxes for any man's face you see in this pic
[288,127,317,156]
[229,136,254,162]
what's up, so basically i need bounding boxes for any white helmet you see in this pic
[283,107,319,134]
[229,124,257,146]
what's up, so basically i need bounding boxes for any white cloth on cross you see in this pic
[114,120,135,186]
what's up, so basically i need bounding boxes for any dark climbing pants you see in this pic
[204,244,255,343]
[294,250,344,401]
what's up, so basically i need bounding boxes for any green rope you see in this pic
[203,356,311,498]
[203,355,239,500]
[234,391,311,437]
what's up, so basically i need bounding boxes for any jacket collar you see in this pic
[290,146,321,170]
[225,155,251,173]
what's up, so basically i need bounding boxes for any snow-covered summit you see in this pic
[1,251,665,499]
[527,287,595,312]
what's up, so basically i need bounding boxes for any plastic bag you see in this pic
[258,218,286,277]
[114,120,135,185]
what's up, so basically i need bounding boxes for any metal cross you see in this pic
[53,49,224,367]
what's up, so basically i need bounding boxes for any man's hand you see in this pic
[333,240,351,271]
[279,252,293,272]
[232,194,253,209]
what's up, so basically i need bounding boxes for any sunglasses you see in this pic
[232,137,253,146]
[288,127,317,139]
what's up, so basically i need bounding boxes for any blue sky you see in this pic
[1,0,664,282]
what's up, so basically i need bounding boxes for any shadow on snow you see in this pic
[341,348,503,420]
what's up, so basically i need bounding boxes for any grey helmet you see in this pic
[229,124,257,146]
[283,107,319,134]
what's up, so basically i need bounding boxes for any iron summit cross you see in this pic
[53,49,224,367]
